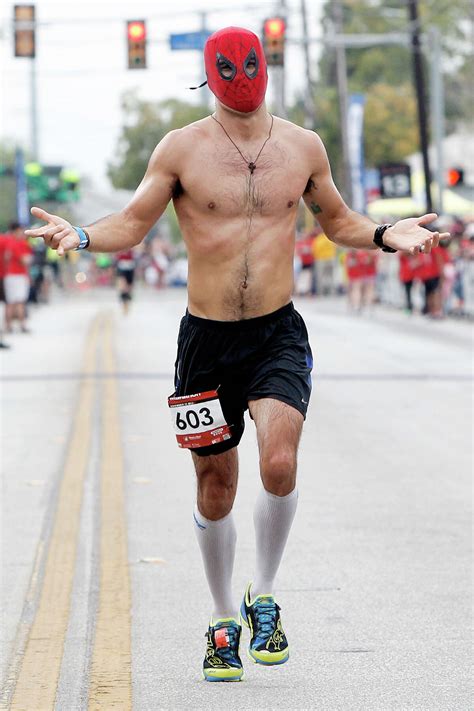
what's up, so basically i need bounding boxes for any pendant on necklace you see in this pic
[248,162,256,174]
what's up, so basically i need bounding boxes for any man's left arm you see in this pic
[302,132,449,255]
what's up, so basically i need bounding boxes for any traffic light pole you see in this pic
[429,26,444,215]
[332,0,352,206]
[275,0,287,118]
[300,0,316,128]
[30,53,39,161]
[408,0,432,213]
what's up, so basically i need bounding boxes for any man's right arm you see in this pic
[25,130,181,255]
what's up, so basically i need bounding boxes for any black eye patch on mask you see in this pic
[216,52,237,81]
[243,47,259,79]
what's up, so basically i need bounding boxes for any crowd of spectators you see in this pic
[294,215,474,318]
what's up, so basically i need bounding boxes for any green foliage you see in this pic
[364,83,418,165]
[108,92,209,189]
[295,0,472,177]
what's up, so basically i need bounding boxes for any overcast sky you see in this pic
[1,0,324,188]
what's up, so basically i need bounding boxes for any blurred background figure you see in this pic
[345,249,378,313]
[294,231,315,295]
[418,244,444,318]
[145,236,170,289]
[398,252,418,313]
[3,221,32,334]
[115,248,137,314]
[0,227,11,348]
[28,239,47,304]
[311,226,337,296]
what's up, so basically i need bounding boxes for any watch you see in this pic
[73,226,90,251]
[373,223,397,253]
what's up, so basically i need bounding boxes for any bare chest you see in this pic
[176,140,309,218]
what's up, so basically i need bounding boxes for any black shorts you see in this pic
[173,302,313,457]
[423,276,440,295]
[117,267,134,285]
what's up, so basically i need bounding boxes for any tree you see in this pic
[107,92,209,189]
[294,0,473,180]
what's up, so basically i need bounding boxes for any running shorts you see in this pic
[172,302,313,456]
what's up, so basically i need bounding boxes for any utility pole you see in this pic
[198,11,212,110]
[272,0,287,118]
[332,0,352,205]
[300,0,315,128]
[30,50,39,161]
[408,0,432,212]
[429,26,445,215]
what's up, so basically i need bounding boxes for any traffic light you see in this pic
[262,17,286,66]
[127,20,147,69]
[447,167,464,187]
[14,4,35,58]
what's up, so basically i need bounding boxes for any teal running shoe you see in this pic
[240,584,289,665]
[203,618,243,682]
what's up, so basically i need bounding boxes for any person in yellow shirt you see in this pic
[311,231,337,295]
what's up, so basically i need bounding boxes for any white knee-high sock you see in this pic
[252,487,298,599]
[193,505,238,620]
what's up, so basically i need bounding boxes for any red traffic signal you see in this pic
[447,167,464,187]
[262,17,286,66]
[264,18,285,38]
[128,21,146,42]
[127,20,147,69]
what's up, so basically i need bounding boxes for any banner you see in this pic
[15,148,29,226]
[347,94,366,213]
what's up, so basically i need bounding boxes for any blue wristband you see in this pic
[73,226,90,250]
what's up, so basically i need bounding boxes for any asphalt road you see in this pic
[1,287,472,711]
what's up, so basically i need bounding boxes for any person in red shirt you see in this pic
[416,244,447,317]
[4,222,33,333]
[0,230,11,348]
[398,253,418,313]
[294,232,315,295]
[345,250,377,312]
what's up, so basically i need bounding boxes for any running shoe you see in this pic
[203,618,243,682]
[240,583,289,665]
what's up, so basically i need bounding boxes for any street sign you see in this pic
[169,31,211,51]
[379,163,412,199]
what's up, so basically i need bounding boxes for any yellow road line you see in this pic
[10,316,101,711]
[88,314,132,710]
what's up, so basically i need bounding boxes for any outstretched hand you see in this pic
[24,207,80,256]
[383,213,450,255]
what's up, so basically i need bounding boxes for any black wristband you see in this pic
[373,223,397,253]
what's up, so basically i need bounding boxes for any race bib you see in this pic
[168,390,232,449]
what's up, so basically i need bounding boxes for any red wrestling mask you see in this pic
[204,27,268,114]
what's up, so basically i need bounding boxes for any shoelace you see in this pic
[253,599,279,638]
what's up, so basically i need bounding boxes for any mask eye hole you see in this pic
[243,48,259,79]
[216,53,236,81]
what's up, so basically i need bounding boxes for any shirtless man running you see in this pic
[25,27,449,682]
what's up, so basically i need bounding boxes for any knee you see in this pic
[260,449,296,496]
[197,464,236,519]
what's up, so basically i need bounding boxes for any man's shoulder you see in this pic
[155,117,212,165]
[163,117,212,148]
[275,117,326,152]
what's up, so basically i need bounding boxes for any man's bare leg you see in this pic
[192,448,239,619]
[248,398,302,597]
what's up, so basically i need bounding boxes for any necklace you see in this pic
[211,113,274,174]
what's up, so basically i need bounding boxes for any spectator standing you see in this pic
[0,230,11,348]
[399,253,417,313]
[294,232,314,295]
[115,248,136,314]
[312,230,337,295]
[4,222,33,333]
[417,245,445,318]
[345,250,376,312]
